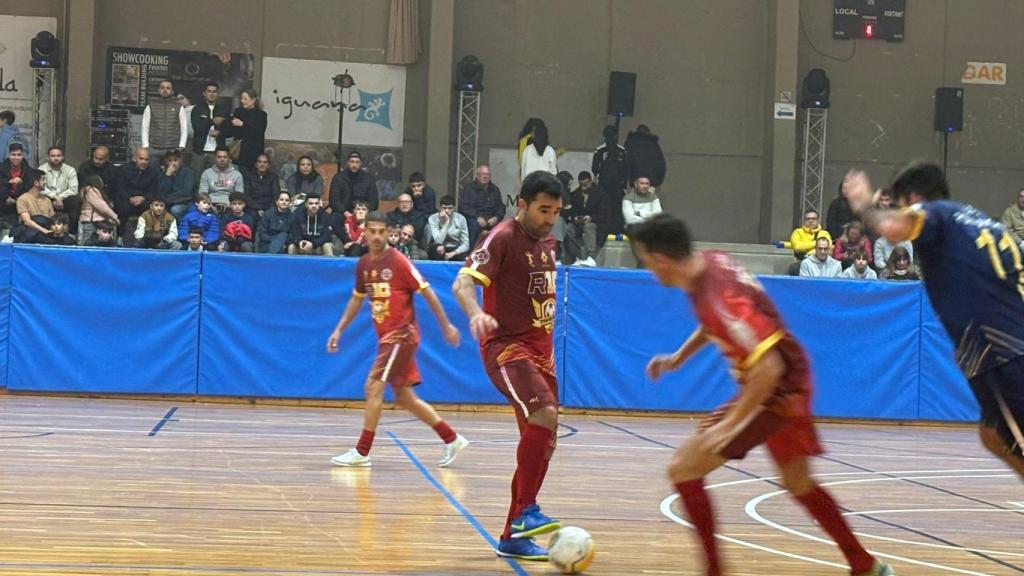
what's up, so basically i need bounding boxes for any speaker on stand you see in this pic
[934,87,963,174]
[607,71,636,133]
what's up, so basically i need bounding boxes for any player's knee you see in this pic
[364,379,385,401]
[528,405,558,430]
[393,387,414,409]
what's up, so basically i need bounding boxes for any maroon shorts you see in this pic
[702,402,822,464]
[484,357,559,421]
[369,341,421,388]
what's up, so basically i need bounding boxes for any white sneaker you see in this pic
[331,448,372,467]
[438,434,469,468]
[582,257,597,267]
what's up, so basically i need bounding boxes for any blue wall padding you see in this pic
[0,246,979,422]
[7,246,200,394]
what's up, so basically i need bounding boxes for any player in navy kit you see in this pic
[845,162,1024,479]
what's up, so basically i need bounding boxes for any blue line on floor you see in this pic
[386,431,531,576]
[147,406,179,437]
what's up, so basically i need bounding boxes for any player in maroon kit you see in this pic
[631,213,893,576]
[327,212,468,468]
[452,171,563,560]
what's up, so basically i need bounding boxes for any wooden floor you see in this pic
[0,395,1020,575]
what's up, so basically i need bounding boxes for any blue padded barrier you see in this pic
[565,270,926,419]
[7,246,201,394]
[918,290,977,422]
[197,255,566,402]
[0,244,11,388]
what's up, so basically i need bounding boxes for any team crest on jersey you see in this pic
[472,248,489,265]
[371,299,390,324]
[531,297,556,333]
[381,268,393,281]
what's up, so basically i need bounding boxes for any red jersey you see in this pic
[459,219,557,372]
[354,247,429,344]
[690,251,812,418]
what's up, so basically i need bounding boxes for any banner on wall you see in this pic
[0,16,58,162]
[261,57,406,147]
[105,47,254,114]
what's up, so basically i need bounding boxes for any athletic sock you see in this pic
[675,479,722,576]
[356,429,375,456]
[501,473,520,540]
[433,420,457,444]
[515,424,553,510]
[794,485,874,573]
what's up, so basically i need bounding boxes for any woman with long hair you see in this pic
[227,88,268,170]
[77,174,120,246]
[516,117,546,162]
[880,245,919,281]
[520,123,557,182]
[285,156,324,201]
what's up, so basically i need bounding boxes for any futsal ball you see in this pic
[548,526,596,574]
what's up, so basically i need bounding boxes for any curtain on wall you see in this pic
[386,0,421,65]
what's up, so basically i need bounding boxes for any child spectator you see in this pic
[133,196,181,250]
[87,221,117,247]
[49,212,77,246]
[185,227,205,251]
[343,200,369,256]
[387,224,401,249]
[178,192,220,248]
[879,245,919,281]
[218,191,255,252]
[839,249,877,280]
[257,191,293,254]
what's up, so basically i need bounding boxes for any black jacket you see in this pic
[568,185,609,224]
[458,179,504,220]
[0,159,33,201]
[190,100,233,154]
[387,208,428,242]
[623,131,666,187]
[591,143,630,194]
[225,107,267,170]
[77,160,118,190]
[825,196,855,241]
[329,169,379,213]
[112,164,159,209]
[243,168,279,212]
[258,206,293,238]
[410,184,438,214]
[289,207,332,247]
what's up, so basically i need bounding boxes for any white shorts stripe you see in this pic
[380,344,401,384]
[499,365,530,419]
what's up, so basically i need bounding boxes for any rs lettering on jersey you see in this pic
[527,271,556,295]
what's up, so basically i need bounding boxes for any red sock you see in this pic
[794,485,874,573]
[500,423,551,539]
[432,420,457,444]
[676,479,721,576]
[356,429,375,456]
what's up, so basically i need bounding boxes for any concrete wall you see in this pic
[799,0,1024,220]
[453,0,772,242]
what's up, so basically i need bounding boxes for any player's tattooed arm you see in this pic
[646,326,708,381]
[326,294,365,353]
[452,274,498,340]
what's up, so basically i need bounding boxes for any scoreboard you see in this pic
[833,0,906,42]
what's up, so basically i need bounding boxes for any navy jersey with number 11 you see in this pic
[908,200,1024,378]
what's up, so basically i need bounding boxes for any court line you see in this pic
[0,561,386,575]
[147,406,179,437]
[745,473,1020,575]
[0,432,53,439]
[386,431,530,576]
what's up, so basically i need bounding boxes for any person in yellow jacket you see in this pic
[776,209,832,259]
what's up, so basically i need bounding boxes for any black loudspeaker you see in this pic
[607,71,636,117]
[934,87,963,132]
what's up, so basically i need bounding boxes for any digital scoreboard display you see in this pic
[833,0,906,42]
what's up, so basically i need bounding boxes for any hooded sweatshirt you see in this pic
[289,207,332,247]
[799,254,842,278]
[840,266,878,280]
[624,130,666,187]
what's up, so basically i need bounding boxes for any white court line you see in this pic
[743,474,1016,575]
[659,469,1014,575]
